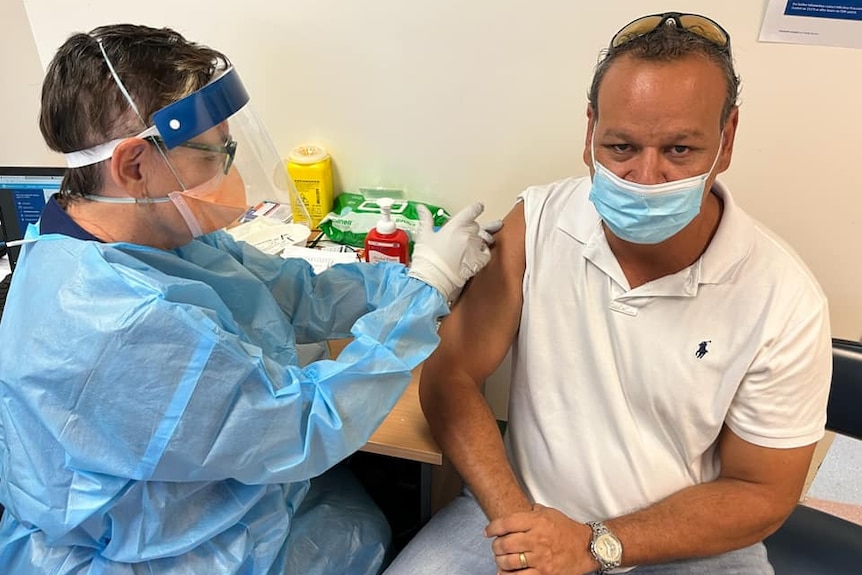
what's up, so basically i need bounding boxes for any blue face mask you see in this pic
[588,131,723,244]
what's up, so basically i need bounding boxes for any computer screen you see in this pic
[0,166,65,272]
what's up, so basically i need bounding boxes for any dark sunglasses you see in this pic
[611,12,731,54]
[147,135,238,175]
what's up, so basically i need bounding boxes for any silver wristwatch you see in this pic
[587,521,623,573]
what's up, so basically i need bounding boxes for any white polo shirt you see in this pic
[506,176,832,523]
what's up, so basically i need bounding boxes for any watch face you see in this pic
[595,533,622,562]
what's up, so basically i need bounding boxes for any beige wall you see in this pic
[0,0,61,166]
[7,0,862,417]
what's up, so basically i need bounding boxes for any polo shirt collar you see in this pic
[693,181,755,285]
[39,196,102,242]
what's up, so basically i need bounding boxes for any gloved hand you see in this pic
[480,219,504,244]
[408,202,495,302]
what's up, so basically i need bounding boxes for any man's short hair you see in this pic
[39,24,229,204]
[587,19,740,128]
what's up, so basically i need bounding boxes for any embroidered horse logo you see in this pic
[695,340,711,359]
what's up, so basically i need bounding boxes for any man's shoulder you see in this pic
[518,175,590,204]
[710,183,825,302]
[517,176,591,225]
[515,176,596,243]
[748,219,827,301]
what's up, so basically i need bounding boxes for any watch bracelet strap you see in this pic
[588,521,609,536]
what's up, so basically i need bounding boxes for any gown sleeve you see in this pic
[7,235,448,485]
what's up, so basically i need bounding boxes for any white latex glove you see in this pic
[408,202,493,302]
[480,219,504,244]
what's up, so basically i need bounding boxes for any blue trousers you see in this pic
[384,490,774,575]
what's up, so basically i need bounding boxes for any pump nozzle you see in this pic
[376,198,397,234]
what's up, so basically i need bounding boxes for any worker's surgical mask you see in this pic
[588,130,723,244]
[84,163,248,237]
[169,168,247,236]
[67,40,312,237]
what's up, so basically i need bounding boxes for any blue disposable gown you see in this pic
[0,226,447,574]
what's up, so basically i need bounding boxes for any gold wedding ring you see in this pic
[519,551,528,569]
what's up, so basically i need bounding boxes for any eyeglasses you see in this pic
[147,135,238,175]
[610,12,731,54]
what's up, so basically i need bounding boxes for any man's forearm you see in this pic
[606,477,791,567]
[422,380,531,520]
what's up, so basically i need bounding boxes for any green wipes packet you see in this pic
[318,193,452,249]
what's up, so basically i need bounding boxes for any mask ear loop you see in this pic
[706,131,725,180]
[96,37,188,192]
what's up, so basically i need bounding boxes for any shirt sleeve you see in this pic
[726,297,832,449]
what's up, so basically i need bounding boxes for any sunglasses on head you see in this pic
[611,12,731,54]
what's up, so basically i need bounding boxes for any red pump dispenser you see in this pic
[364,198,409,264]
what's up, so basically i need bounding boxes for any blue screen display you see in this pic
[0,174,63,233]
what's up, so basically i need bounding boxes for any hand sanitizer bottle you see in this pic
[364,198,409,264]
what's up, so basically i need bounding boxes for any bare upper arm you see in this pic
[422,201,526,389]
[718,425,818,509]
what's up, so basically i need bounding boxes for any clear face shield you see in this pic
[148,67,312,236]
[66,55,312,238]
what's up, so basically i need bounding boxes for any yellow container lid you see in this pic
[288,145,330,165]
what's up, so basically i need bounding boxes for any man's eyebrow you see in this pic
[600,129,708,141]
[600,129,634,141]
[667,129,707,140]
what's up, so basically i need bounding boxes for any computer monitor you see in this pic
[0,166,65,272]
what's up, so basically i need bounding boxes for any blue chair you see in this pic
[0,272,11,322]
[0,273,6,518]
[763,338,862,574]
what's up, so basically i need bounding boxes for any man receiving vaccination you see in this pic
[386,11,831,575]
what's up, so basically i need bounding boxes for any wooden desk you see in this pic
[328,339,461,521]
[362,371,442,465]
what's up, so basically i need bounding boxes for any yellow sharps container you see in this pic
[286,145,333,229]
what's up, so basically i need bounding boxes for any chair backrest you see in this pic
[827,338,862,441]
[0,272,11,323]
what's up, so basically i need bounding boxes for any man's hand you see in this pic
[485,504,597,574]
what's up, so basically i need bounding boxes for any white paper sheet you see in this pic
[280,245,360,274]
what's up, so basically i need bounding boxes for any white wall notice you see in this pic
[760,0,862,48]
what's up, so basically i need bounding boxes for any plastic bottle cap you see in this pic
[288,145,330,165]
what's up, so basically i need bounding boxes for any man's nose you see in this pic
[626,150,665,185]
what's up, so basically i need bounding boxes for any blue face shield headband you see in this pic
[152,67,248,149]
[588,130,724,245]
[64,66,249,169]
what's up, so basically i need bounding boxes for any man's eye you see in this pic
[609,144,631,153]
[670,145,691,155]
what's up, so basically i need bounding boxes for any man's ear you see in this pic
[717,106,739,174]
[109,138,150,197]
[583,104,596,170]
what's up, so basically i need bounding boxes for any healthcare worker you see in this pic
[0,24,496,575]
